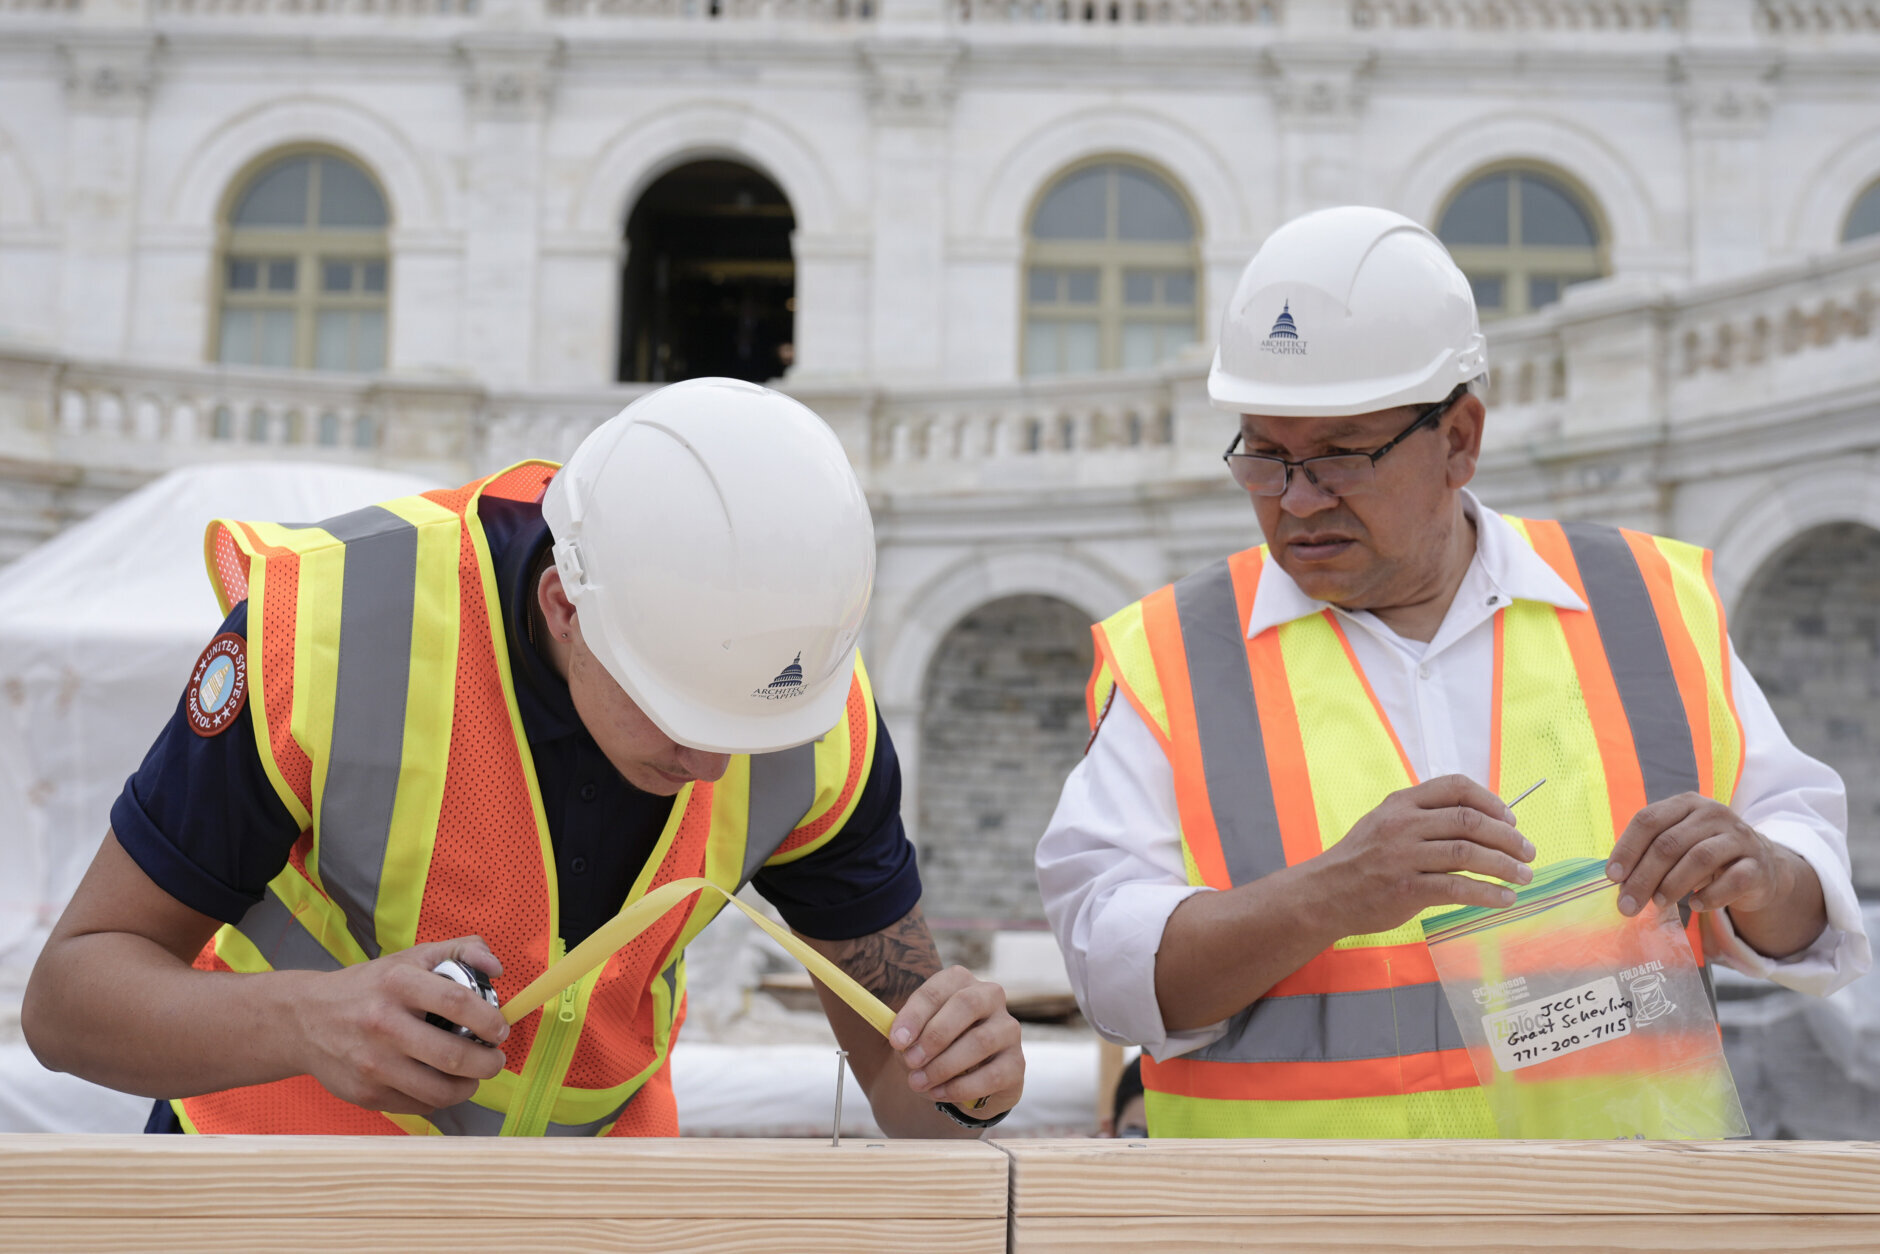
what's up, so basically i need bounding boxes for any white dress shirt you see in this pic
[1036,492,1871,1061]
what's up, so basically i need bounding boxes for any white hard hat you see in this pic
[1208,205,1487,417]
[541,378,876,756]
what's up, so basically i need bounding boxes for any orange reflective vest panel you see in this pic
[175,464,878,1136]
[1086,517,1744,1138]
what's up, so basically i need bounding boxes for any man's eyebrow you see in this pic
[1244,421,1372,446]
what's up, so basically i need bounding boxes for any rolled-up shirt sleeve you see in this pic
[1703,646,1871,994]
[1036,696,1228,1061]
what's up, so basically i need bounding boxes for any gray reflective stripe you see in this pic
[1193,982,1463,1065]
[1172,560,1285,885]
[427,1093,634,1136]
[233,888,342,974]
[314,505,421,961]
[739,742,818,889]
[1560,522,1701,804]
[426,1101,506,1136]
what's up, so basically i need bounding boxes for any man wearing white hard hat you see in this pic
[26,378,1025,1137]
[1036,206,1867,1137]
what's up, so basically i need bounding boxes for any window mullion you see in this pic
[1100,255,1116,371]
[298,242,318,370]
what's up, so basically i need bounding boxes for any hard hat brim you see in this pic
[1207,348,1469,418]
[587,614,859,756]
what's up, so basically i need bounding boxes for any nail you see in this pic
[1520,838,1536,859]
[890,1028,911,1049]
[1499,888,1516,905]
[497,1024,509,1041]
[909,1070,928,1090]
[1618,895,1638,916]
[1653,893,1667,911]
[1516,864,1534,884]
[905,1045,927,1068]
[1607,861,1625,882]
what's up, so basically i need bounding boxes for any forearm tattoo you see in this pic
[826,904,943,1010]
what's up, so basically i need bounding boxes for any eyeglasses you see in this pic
[1222,384,1468,498]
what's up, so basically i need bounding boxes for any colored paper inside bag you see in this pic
[1422,857,1749,1140]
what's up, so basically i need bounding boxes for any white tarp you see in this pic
[0,462,438,982]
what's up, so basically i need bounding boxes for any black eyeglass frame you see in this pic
[1221,383,1470,498]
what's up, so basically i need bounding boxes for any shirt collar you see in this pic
[1244,489,1586,640]
[484,499,584,744]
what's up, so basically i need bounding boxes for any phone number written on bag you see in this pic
[1482,976,1634,1073]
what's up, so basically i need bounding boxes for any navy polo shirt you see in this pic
[112,494,920,953]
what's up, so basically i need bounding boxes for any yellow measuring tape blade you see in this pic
[500,877,896,1037]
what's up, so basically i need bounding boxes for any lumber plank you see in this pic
[8,1218,1006,1253]
[1012,1214,1880,1253]
[1003,1139,1880,1216]
[0,1136,1008,1220]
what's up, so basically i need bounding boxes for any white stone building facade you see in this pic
[2,0,1879,940]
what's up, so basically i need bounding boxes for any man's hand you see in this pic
[800,903,1025,1136]
[1157,774,1535,1032]
[1607,793,1827,959]
[291,937,510,1115]
[1313,773,1536,938]
[888,967,1024,1116]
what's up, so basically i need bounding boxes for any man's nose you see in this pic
[1277,466,1340,517]
[675,746,732,783]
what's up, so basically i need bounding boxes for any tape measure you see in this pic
[500,877,895,1036]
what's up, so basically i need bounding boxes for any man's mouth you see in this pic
[650,765,696,786]
[1285,535,1356,562]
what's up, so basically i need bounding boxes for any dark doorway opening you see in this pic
[618,160,796,384]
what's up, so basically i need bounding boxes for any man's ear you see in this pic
[1445,391,1486,489]
[538,565,577,638]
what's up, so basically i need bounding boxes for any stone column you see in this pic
[57,17,156,359]
[1268,0,1372,219]
[860,23,962,384]
[1679,0,1777,283]
[458,22,560,388]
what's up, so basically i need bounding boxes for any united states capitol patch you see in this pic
[186,632,248,737]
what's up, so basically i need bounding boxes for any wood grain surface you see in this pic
[1012,1214,1880,1253]
[1003,1139,1880,1216]
[0,1136,1008,1219]
[6,1218,1007,1253]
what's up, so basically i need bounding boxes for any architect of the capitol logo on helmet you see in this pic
[1260,301,1307,356]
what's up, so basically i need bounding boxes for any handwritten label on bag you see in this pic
[1482,976,1634,1073]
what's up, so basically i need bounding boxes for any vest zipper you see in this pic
[511,935,581,1136]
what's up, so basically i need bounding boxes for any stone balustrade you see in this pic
[1351,0,1682,30]
[546,0,871,18]
[1758,0,1880,31]
[155,0,478,14]
[3,0,1865,36]
[3,235,1878,556]
[953,0,1276,24]
[6,0,1861,39]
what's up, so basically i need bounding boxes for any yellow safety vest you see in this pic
[1087,516,1743,1138]
[177,463,878,1136]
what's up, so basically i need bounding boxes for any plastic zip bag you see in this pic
[1423,857,1749,1140]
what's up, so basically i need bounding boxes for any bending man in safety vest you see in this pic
[1036,207,1869,1138]
[25,379,1025,1137]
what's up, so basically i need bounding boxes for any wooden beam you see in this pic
[1004,1139,1880,1217]
[9,1219,1007,1254]
[1014,1215,1880,1253]
[0,1136,1008,1224]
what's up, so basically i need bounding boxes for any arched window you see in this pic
[619,160,795,384]
[1844,180,1880,244]
[1436,168,1606,319]
[216,152,389,372]
[1023,162,1200,377]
